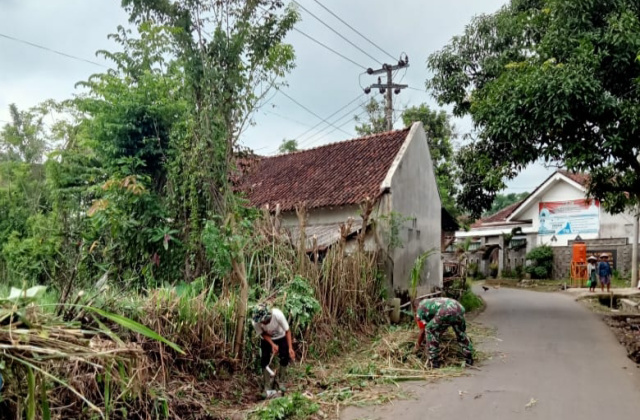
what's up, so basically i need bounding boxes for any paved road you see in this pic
[342,287,640,420]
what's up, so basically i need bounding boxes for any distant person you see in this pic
[252,304,295,396]
[414,297,474,368]
[598,254,613,293]
[587,256,598,292]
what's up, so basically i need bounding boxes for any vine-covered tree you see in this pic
[428,0,640,218]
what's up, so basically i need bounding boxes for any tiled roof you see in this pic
[471,200,525,228]
[236,127,411,211]
[558,170,590,187]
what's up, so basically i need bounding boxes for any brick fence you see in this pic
[552,238,632,279]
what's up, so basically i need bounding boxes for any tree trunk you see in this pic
[232,254,249,362]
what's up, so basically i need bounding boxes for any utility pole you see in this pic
[364,54,409,131]
[632,213,638,287]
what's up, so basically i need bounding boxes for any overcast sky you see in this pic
[0,0,554,193]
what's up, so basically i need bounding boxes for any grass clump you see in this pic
[251,392,319,420]
[459,289,484,312]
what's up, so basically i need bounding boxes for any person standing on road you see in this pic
[252,304,295,395]
[598,254,613,293]
[415,297,474,368]
[587,256,598,292]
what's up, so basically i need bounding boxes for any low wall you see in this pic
[552,238,631,279]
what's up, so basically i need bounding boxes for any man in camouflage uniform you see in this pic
[415,297,474,368]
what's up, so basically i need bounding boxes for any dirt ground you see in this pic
[602,315,640,364]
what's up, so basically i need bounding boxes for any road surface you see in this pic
[342,287,640,420]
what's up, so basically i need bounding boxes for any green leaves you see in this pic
[428,0,640,217]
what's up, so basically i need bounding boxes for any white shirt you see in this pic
[252,308,289,340]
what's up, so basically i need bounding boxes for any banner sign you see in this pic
[538,199,599,235]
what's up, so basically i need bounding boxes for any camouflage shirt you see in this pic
[417,297,465,325]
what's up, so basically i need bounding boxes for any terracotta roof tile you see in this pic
[236,128,411,211]
[471,200,525,228]
[558,170,590,187]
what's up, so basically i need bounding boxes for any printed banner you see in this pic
[538,199,599,235]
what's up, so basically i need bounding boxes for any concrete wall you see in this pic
[515,177,637,247]
[384,122,442,294]
[552,238,632,279]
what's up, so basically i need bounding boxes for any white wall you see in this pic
[386,123,442,292]
[515,177,637,246]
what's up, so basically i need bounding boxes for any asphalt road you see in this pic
[342,287,640,420]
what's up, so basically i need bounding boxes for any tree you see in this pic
[0,104,47,164]
[354,97,386,136]
[278,139,298,154]
[402,104,459,215]
[122,0,298,359]
[427,0,640,219]
[484,192,529,216]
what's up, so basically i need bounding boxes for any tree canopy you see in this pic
[428,0,640,218]
[278,138,298,154]
[354,97,387,136]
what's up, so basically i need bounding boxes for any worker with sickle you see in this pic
[415,297,474,368]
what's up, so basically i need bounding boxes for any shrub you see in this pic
[489,263,499,278]
[459,289,483,312]
[514,265,525,280]
[467,262,478,278]
[525,245,553,279]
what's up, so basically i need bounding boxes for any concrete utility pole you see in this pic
[364,54,409,131]
[633,204,639,288]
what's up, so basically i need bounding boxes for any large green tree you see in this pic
[402,104,458,215]
[428,0,640,218]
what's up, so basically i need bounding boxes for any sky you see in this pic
[0,0,554,193]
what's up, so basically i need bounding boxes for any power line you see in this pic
[298,99,366,146]
[0,33,108,68]
[264,110,316,129]
[292,93,364,142]
[306,108,369,148]
[408,86,427,92]
[292,1,383,64]
[276,88,353,138]
[292,28,367,69]
[309,0,398,62]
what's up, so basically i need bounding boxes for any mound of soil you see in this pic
[603,315,640,363]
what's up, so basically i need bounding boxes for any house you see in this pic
[237,122,443,294]
[452,170,637,279]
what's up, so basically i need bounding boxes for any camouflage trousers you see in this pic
[426,314,474,363]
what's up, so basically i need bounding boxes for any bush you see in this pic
[525,245,553,279]
[467,262,478,278]
[489,263,499,278]
[514,265,525,280]
[252,393,319,420]
[459,289,483,312]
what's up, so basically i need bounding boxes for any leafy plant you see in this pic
[489,263,499,279]
[409,249,437,300]
[459,289,483,312]
[252,393,319,420]
[279,275,321,333]
[526,246,554,279]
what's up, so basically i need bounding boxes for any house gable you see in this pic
[507,171,587,222]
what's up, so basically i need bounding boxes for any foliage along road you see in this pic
[342,286,640,419]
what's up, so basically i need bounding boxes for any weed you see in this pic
[251,393,319,420]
